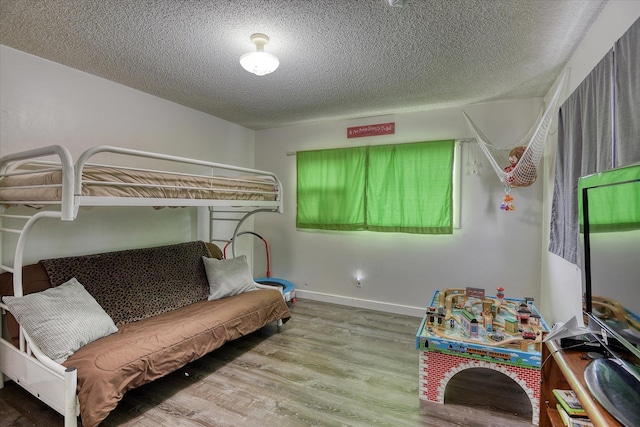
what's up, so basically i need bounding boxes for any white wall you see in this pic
[0,45,255,264]
[255,99,544,316]
[540,1,640,326]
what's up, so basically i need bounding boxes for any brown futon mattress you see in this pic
[63,288,290,427]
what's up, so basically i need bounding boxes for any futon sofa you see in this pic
[0,240,291,426]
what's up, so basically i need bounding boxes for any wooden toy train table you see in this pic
[416,287,550,425]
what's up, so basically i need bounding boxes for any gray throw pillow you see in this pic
[202,255,258,301]
[2,277,118,364]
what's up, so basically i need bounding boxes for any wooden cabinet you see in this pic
[539,340,622,427]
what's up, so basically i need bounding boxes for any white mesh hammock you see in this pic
[462,71,568,192]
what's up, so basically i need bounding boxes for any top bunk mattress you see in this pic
[0,166,278,205]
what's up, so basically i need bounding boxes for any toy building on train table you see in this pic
[415,287,550,425]
[417,287,548,363]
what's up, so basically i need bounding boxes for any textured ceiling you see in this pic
[1,0,607,130]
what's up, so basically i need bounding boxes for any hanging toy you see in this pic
[500,188,515,211]
[503,146,525,185]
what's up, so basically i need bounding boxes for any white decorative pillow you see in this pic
[2,277,118,364]
[202,255,258,301]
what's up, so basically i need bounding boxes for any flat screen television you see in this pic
[579,163,640,426]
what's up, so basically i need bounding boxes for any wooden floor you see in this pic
[1,299,536,427]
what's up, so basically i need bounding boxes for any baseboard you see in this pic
[294,290,424,318]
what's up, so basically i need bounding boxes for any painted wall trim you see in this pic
[295,290,424,318]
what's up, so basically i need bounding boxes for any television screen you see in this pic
[581,228,640,356]
[579,164,640,364]
[579,164,640,427]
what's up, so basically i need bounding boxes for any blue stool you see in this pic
[255,277,296,303]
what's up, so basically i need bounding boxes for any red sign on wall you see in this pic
[347,122,395,138]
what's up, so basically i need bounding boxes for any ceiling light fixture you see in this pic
[239,33,279,76]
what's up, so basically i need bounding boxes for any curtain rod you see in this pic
[286,138,475,156]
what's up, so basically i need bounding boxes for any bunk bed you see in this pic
[0,145,285,426]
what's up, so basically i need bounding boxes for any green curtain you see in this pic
[367,140,454,234]
[296,140,455,234]
[296,146,367,230]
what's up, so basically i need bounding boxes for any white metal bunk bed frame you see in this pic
[0,145,283,426]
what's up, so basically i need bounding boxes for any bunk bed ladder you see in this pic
[209,206,278,258]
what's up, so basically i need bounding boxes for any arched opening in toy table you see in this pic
[444,367,533,422]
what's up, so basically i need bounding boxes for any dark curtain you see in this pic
[549,17,640,265]
[549,52,613,264]
[614,18,640,166]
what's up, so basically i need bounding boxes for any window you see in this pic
[296,139,455,234]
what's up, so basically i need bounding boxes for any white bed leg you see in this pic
[64,367,78,427]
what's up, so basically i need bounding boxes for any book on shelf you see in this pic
[553,389,588,417]
[569,418,594,427]
[557,403,571,426]
[557,404,594,426]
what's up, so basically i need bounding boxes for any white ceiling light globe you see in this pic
[240,33,279,76]
[240,51,279,76]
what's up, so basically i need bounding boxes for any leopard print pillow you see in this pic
[41,241,212,326]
